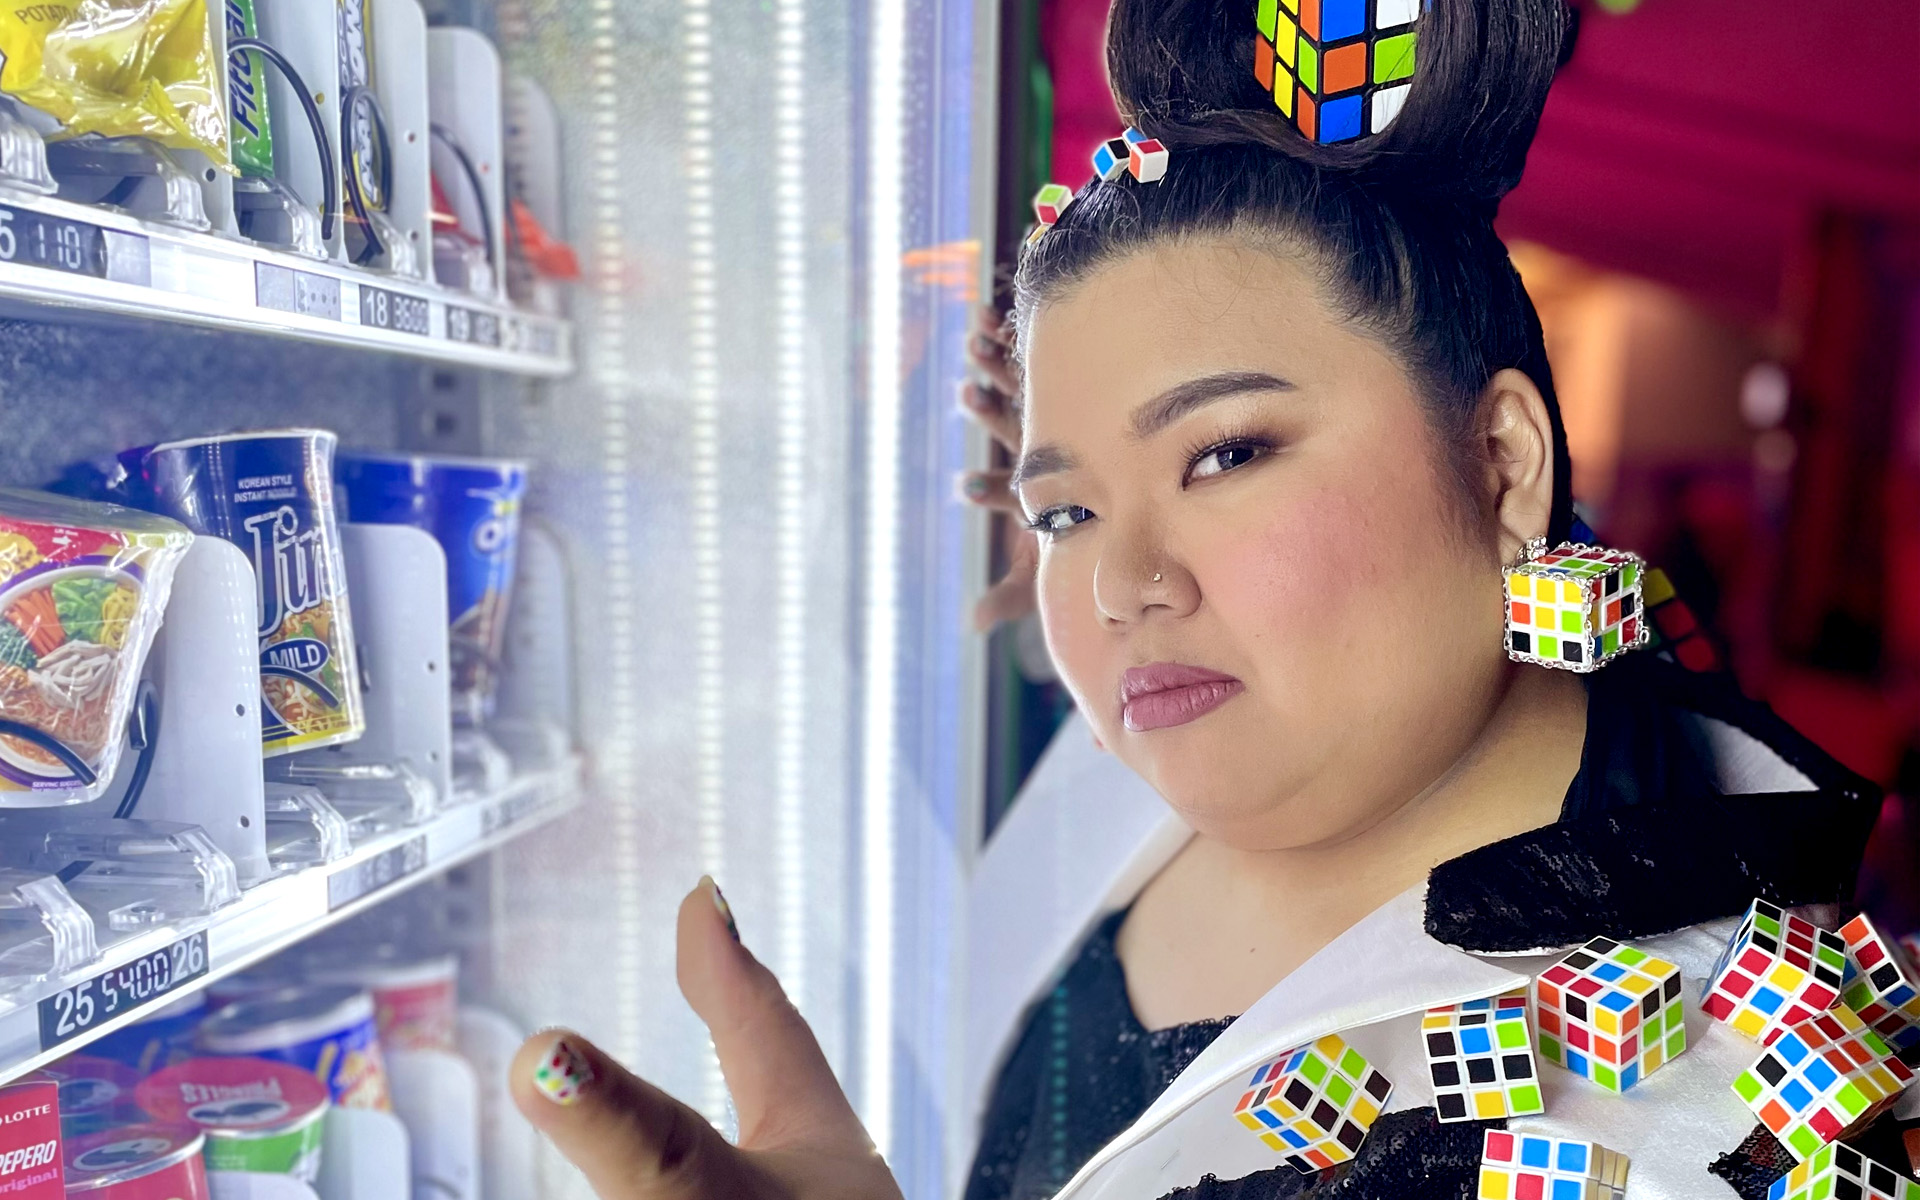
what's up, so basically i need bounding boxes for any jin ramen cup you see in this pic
[0,491,191,806]
[133,431,365,757]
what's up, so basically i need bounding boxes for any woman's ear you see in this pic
[1479,368,1555,564]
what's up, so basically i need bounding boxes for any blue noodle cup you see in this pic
[335,454,527,724]
[129,430,365,756]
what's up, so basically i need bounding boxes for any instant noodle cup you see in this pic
[0,491,190,806]
[0,0,229,162]
[63,1124,209,1200]
[135,1058,328,1182]
[85,991,206,1078]
[306,947,459,1052]
[133,431,364,757]
[335,454,527,724]
[197,985,389,1111]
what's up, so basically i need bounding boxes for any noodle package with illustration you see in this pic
[130,429,365,756]
[0,489,192,806]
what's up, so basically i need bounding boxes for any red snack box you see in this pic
[0,1072,63,1198]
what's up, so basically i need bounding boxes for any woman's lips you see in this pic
[1120,663,1245,733]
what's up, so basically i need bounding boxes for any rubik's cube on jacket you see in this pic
[1231,1034,1392,1172]
[1476,1130,1630,1200]
[1839,913,1920,1052]
[1768,1142,1920,1200]
[1505,544,1647,673]
[1731,1003,1914,1162]
[1423,989,1543,1122]
[1251,0,1420,143]
[1640,566,1724,672]
[1703,899,1847,1044]
[1534,937,1686,1093]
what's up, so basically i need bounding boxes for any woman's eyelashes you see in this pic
[1182,434,1277,486]
[1026,504,1095,537]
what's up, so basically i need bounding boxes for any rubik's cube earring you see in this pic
[1503,537,1649,673]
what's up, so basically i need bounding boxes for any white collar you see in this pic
[1055,885,1530,1199]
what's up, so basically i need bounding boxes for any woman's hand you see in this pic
[959,305,1039,633]
[511,880,904,1200]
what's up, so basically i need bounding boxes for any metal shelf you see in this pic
[0,758,583,1084]
[0,190,573,377]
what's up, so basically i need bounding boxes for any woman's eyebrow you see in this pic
[1131,370,1296,438]
[1010,444,1076,490]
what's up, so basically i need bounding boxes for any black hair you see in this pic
[1014,0,1578,543]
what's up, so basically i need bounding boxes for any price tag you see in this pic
[255,263,342,320]
[358,284,430,337]
[0,204,136,282]
[37,932,209,1053]
[481,788,547,839]
[327,835,427,911]
[445,305,501,348]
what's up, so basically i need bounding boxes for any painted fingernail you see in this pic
[960,474,990,501]
[706,875,741,943]
[532,1037,594,1105]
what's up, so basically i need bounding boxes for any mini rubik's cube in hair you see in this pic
[1422,989,1543,1122]
[1839,913,1920,1052]
[1476,1130,1630,1200]
[1231,1034,1392,1173]
[1090,137,1130,182]
[1251,0,1421,144]
[1032,183,1075,227]
[1534,937,1687,1093]
[1768,1142,1920,1200]
[1703,899,1847,1044]
[1124,132,1169,183]
[1732,1004,1914,1162]
[1505,544,1648,673]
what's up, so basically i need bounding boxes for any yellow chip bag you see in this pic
[0,0,230,163]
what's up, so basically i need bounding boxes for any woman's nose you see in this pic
[1092,544,1199,626]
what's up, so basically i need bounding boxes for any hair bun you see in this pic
[1107,0,1574,206]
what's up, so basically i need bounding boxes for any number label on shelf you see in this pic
[36,932,209,1053]
[481,788,547,839]
[255,263,342,321]
[327,835,428,911]
[359,285,430,337]
[445,305,501,348]
[0,205,136,282]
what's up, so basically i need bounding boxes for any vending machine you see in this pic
[0,0,999,1194]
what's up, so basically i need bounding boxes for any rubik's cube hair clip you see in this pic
[1252,0,1423,143]
[1092,128,1170,185]
[1028,129,1171,247]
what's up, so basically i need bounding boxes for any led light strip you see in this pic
[772,0,809,1008]
[581,0,645,1076]
[861,0,907,1159]
[684,0,729,1130]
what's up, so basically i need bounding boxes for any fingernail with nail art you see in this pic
[533,1038,594,1105]
[707,876,741,942]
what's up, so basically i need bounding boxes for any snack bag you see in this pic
[0,0,231,162]
[0,490,191,806]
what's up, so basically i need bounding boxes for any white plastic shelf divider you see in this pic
[0,189,573,376]
[0,757,583,1084]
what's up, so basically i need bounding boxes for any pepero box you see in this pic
[0,1071,62,1199]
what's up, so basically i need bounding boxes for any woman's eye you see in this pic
[1186,439,1269,483]
[1026,505,1094,536]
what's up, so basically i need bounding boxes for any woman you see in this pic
[504,0,1886,1194]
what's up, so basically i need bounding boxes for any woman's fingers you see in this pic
[676,879,869,1156]
[967,305,1021,402]
[972,532,1039,633]
[510,1029,761,1200]
[957,468,1022,515]
[959,381,1021,450]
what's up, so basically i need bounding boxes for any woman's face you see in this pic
[1018,239,1513,850]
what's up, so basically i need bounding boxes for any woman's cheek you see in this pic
[1036,553,1110,727]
